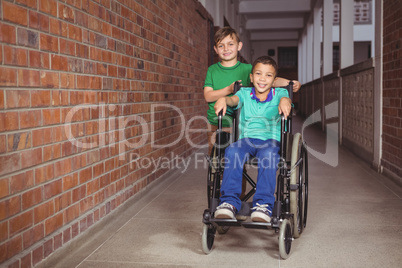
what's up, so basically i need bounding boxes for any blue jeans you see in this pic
[220,138,280,212]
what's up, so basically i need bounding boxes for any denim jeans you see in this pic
[219,138,280,212]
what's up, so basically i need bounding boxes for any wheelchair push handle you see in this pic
[288,80,294,102]
[218,110,223,130]
[233,80,241,94]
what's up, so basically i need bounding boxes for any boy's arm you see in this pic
[273,77,302,92]
[214,95,240,116]
[278,97,292,120]
[204,85,232,102]
[204,80,241,102]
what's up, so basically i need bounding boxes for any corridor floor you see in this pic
[40,117,402,268]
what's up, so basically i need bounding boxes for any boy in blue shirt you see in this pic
[213,56,291,223]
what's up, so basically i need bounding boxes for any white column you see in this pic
[340,0,354,68]
[323,0,333,76]
[373,0,382,171]
[306,22,313,82]
[313,6,321,80]
[302,33,308,83]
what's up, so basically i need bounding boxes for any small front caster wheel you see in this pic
[279,219,293,259]
[201,223,216,254]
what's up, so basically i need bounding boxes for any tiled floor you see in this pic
[40,117,402,268]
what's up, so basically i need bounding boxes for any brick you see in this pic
[69,24,82,42]
[43,108,61,125]
[39,0,57,17]
[40,33,59,52]
[68,58,83,73]
[32,245,43,266]
[34,164,55,184]
[22,223,44,250]
[54,158,72,177]
[2,111,18,131]
[7,131,31,152]
[0,221,7,242]
[31,11,48,32]
[51,54,68,71]
[18,69,41,87]
[0,90,4,109]
[16,0,37,9]
[0,196,21,221]
[10,210,33,236]
[0,153,20,177]
[76,75,102,89]
[0,68,17,86]
[10,170,34,194]
[34,200,54,224]
[31,90,51,107]
[21,148,42,169]
[54,232,62,251]
[45,213,63,235]
[3,1,28,26]
[43,179,62,200]
[6,90,30,109]
[22,187,43,210]
[62,174,77,191]
[0,135,5,154]
[0,22,16,44]
[4,46,28,67]
[60,38,76,56]
[76,43,89,59]
[60,73,75,89]
[40,71,59,88]
[59,3,75,23]
[43,238,53,258]
[54,191,71,212]
[0,178,9,199]
[17,28,39,48]
[5,235,23,261]
[20,109,41,129]
[29,50,50,69]
[64,203,79,223]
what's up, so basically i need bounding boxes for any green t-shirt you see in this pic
[235,87,289,141]
[204,61,252,127]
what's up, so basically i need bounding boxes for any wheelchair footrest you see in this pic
[241,221,272,230]
[210,218,242,227]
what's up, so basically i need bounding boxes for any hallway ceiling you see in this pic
[239,0,313,41]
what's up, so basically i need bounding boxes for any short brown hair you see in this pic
[251,56,278,76]
[214,27,240,46]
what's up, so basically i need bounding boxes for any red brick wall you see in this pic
[382,0,402,180]
[0,0,210,266]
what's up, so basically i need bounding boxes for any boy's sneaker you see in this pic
[251,203,272,223]
[214,202,236,219]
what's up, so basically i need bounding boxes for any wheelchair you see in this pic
[201,81,308,259]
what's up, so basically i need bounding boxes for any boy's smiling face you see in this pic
[214,34,243,65]
[250,63,276,94]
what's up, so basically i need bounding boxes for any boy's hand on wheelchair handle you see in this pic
[278,97,292,120]
[292,81,301,92]
[214,97,227,116]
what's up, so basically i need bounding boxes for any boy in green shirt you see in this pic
[213,55,291,222]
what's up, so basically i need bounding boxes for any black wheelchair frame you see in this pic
[202,82,309,259]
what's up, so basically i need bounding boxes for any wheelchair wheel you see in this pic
[207,145,221,208]
[201,224,216,254]
[278,218,293,259]
[290,133,308,238]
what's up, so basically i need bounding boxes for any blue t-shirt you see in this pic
[235,87,289,141]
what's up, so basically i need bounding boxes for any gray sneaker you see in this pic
[251,203,272,223]
[214,202,236,219]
